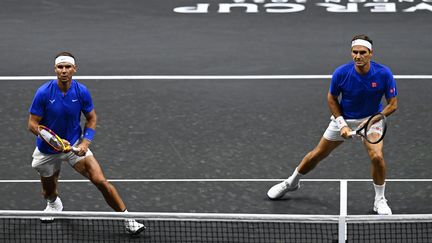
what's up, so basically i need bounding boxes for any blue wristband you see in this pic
[83,127,95,142]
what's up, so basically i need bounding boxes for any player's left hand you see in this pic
[62,139,73,153]
[75,140,90,156]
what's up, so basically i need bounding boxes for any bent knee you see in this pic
[370,153,385,165]
[92,179,111,189]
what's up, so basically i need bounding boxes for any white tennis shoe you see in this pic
[41,197,63,222]
[267,180,300,199]
[124,219,146,235]
[374,197,392,215]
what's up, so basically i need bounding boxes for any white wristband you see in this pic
[335,116,348,130]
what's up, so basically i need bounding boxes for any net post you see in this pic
[339,180,348,243]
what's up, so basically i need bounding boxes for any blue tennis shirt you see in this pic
[29,80,94,154]
[329,61,397,119]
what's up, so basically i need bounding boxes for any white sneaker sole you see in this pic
[267,183,300,200]
[126,225,146,236]
[373,206,392,215]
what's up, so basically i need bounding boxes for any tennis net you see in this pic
[1,211,432,243]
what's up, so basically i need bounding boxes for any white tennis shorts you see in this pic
[31,146,93,177]
[323,116,383,142]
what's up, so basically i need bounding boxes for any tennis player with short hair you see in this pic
[28,52,145,235]
[267,34,398,215]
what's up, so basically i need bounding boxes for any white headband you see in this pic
[351,39,372,50]
[55,56,75,65]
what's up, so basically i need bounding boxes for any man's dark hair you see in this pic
[352,34,373,45]
[55,51,75,60]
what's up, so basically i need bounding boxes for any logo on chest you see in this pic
[371,82,377,88]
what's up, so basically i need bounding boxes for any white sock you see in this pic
[47,196,58,204]
[286,167,303,186]
[374,183,386,201]
[122,209,140,225]
[123,209,133,223]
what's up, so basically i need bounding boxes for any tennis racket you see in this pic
[348,113,387,144]
[37,125,80,152]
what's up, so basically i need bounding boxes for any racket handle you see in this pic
[348,131,357,136]
[71,147,81,152]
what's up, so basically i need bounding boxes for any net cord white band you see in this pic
[55,56,75,65]
[1,210,432,223]
[351,39,372,50]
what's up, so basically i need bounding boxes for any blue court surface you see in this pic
[1,0,432,220]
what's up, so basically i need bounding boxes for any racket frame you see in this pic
[349,113,387,144]
[37,125,80,152]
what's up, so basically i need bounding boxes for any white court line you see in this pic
[339,180,348,216]
[0,75,431,80]
[338,180,348,243]
[0,178,431,183]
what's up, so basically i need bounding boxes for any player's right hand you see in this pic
[340,126,353,139]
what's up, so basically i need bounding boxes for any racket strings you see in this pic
[48,136,63,149]
[39,127,65,151]
[365,116,385,143]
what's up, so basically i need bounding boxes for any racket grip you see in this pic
[71,147,81,152]
[348,131,357,136]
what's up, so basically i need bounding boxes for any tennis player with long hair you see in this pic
[267,35,398,215]
[28,52,145,235]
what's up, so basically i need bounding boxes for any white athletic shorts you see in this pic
[31,144,93,177]
[323,115,382,142]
